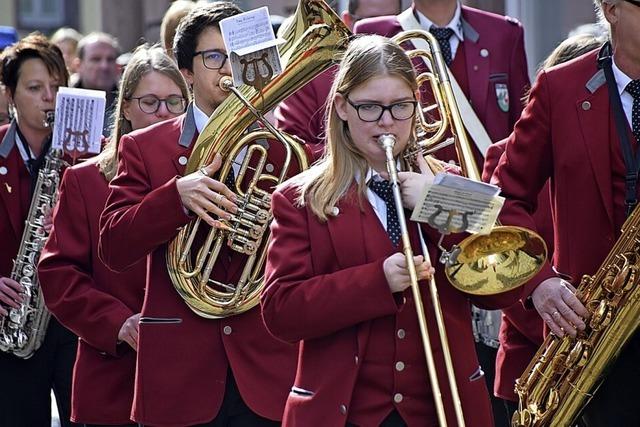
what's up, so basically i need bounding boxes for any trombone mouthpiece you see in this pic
[219,76,234,92]
[378,134,396,149]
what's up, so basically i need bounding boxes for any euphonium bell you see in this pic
[165,0,351,318]
[392,29,547,296]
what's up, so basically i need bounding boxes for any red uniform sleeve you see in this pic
[492,71,556,298]
[261,189,401,343]
[38,168,133,356]
[99,134,192,272]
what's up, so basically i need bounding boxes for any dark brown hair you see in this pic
[0,32,69,94]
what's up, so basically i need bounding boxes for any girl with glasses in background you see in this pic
[38,44,189,427]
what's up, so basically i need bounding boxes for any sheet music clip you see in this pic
[52,87,106,158]
[220,6,285,91]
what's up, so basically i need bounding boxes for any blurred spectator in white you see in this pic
[72,32,121,135]
[160,0,196,60]
[568,22,607,40]
[50,27,82,75]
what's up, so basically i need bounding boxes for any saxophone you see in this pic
[0,111,64,359]
[513,205,640,426]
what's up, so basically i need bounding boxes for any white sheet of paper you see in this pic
[411,180,504,235]
[220,7,283,88]
[52,87,105,155]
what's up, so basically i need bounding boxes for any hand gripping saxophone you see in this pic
[513,205,640,426]
[0,111,64,358]
[165,0,351,318]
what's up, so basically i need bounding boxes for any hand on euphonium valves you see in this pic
[0,277,24,317]
[532,277,589,338]
[396,154,435,210]
[176,153,238,228]
[383,253,434,293]
[118,313,141,351]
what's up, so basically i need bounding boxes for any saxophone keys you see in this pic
[588,299,612,331]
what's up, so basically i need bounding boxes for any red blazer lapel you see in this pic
[326,187,366,270]
[0,149,24,239]
[577,80,614,227]
[461,11,489,122]
[326,187,373,356]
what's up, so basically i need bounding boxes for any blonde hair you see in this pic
[539,33,604,72]
[290,35,417,221]
[97,44,190,181]
[50,27,82,51]
[160,0,196,59]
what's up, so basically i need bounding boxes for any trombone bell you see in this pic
[443,226,547,295]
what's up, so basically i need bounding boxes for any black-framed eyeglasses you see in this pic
[127,95,187,114]
[192,49,228,70]
[345,96,417,122]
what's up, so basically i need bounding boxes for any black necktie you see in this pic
[429,26,455,66]
[369,179,401,246]
[627,79,640,143]
[223,167,235,189]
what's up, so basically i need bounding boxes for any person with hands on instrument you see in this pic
[492,1,640,425]
[99,3,299,426]
[176,151,238,229]
[38,44,190,427]
[262,34,522,427]
[0,32,79,427]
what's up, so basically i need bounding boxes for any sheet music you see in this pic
[52,87,105,155]
[220,7,284,88]
[411,173,504,235]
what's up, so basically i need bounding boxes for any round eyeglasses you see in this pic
[193,49,229,70]
[345,96,417,122]
[128,95,187,114]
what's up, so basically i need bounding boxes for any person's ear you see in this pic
[180,68,194,87]
[334,92,349,121]
[122,99,132,122]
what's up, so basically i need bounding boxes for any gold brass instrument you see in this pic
[166,0,351,318]
[513,206,640,426]
[379,133,465,427]
[382,30,548,427]
[392,30,548,296]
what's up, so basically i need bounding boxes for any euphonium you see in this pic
[166,0,351,318]
[391,30,548,296]
[513,205,640,426]
[0,111,62,358]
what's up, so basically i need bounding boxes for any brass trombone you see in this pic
[384,30,548,426]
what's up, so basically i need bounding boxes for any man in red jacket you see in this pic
[276,0,529,164]
[99,3,299,426]
[492,1,640,425]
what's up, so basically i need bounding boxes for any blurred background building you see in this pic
[0,0,598,78]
